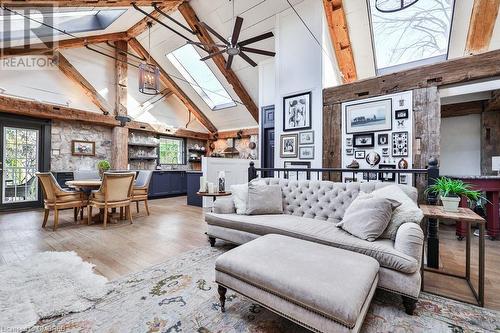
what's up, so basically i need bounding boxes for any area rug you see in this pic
[0,251,109,332]
[30,246,500,333]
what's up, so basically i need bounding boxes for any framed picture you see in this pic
[299,146,314,159]
[378,164,396,182]
[392,131,409,157]
[399,174,408,184]
[395,109,409,119]
[378,133,389,145]
[354,150,365,159]
[346,148,354,155]
[299,130,314,145]
[353,133,374,148]
[345,98,392,134]
[345,137,353,146]
[344,177,358,183]
[284,161,311,181]
[363,172,378,181]
[382,147,390,157]
[71,140,95,156]
[283,92,312,131]
[280,134,298,158]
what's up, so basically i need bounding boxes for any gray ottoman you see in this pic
[215,234,379,333]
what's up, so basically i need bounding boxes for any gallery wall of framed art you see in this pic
[341,91,414,185]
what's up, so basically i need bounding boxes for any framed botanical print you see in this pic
[71,140,95,156]
[345,98,392,134]
[299,146,314,160]
[283,92,311,131]
[299,130,314,145]
[280,134,298,158]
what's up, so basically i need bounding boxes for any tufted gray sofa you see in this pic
[205,178,425,314]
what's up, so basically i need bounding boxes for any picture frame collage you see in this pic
[341,91,413,185]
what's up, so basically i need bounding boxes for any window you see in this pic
[368,0,454,74]
[0,9,126,42]
[159,137,185,165]
[167,44,236,110]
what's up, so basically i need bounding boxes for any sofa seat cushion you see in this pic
[206,213,419,274]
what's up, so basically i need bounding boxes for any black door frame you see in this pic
[0,113,51,211]
[260,105,275,172]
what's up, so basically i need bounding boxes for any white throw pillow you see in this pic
[230,180,266,215]
[370,185,424,240]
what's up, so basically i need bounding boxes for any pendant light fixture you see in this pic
[139,22,160,95]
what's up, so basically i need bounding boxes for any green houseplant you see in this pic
[97,160,111,179]
[425,177,484,212]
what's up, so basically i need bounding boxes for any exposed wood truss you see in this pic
[114,40,128,116]
[178,2,259,122]
[465,0,500,55]
[128,37,217,133]
[127,2,184,38]
[322,0,357,83]
[0,0,182,7]
[128,121,209,140]
[55,51,113,115]
[441,101,484,118]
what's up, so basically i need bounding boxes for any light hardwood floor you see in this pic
[0,196,499,311]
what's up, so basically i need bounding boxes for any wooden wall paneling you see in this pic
[322,103,342,181]
[441,100,484,118]
[481,110,500,174]
[465,0,500,55]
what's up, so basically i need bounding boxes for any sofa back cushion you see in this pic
[256,178,418,224]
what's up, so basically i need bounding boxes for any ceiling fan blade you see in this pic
[225,55,234,70]
[238,31,274,46]
[240,47,275,57]
[199,22,230,45]
[239,52,258,67]
[231,16,244,46]
[200,49,227,61]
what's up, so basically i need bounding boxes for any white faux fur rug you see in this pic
[0,251,110,331]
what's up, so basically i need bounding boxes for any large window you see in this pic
[167,44,236,111]
[159,137,185,165]
[368,0,454,74]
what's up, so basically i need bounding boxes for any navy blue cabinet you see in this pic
[186,172,202,207]
[149,171,187,198]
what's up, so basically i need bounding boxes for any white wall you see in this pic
[440,114,481,176]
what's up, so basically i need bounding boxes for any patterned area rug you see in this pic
[31,246,500,333]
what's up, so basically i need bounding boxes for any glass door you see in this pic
[1,126,40,207]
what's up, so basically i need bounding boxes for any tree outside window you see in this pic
[159,137,185,165]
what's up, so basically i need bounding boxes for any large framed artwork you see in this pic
[71,140,95,156]
[283,91,311,131]
[280,134,298,158]
[284,161,311,181]
[345,98,392,134]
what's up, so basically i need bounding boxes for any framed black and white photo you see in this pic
[344,177,358,183]
[354,150,365,159]
[395,109,409,119]
[353,133,374,148]
[346,148,354,155]
[280,134,298,158]
[345,137,353,146]
[363,172,378,181]
[283,92,311,131]
[299,146,314,160]
[378,164,396,182]
[382,147,390,157]
[299,130,314,145]
[284,161,311,181]
[345,98,392,134]
[392,131,409,157]
[377,133,389,145]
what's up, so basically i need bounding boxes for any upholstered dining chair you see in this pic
[88,172,135,229]
[36,172,87,231]
[131,170,152,216]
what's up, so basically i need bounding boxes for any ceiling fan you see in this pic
[189,16,276,70]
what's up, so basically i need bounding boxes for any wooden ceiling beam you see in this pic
[55,51,113,115]
[0,0,180,7]
[322,0,357,83]
[127,1,183,38]
[128,37,218,133]
[465,0,500,55]
[128,121,209,140]
[178,2,259,122]
[486,89,500,111]
[441,100,484,118]
[210,127,259,140]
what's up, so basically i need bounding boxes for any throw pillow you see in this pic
[230,180,266,215]
[370,185,424,240]
[246,183,283,215]
[337,192,401,241]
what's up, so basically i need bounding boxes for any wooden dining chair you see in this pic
[36,172,87,231]
[88,172,135,229]
[131,170,152,216]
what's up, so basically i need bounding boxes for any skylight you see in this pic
[0,9,126,42]
[368,0,454,74]
[167,44,236,111]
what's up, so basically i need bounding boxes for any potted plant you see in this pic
[426,177,484,212]
[97,160,111,179]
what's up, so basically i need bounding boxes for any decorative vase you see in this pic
[217,171,226,193]
[441,196,460,212]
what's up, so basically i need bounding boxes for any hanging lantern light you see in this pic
[139,22,160,95]
[375,0,420,13]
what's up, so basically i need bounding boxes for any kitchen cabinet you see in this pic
[149,171,187,198]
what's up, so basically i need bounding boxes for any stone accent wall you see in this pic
[51,120,113,171]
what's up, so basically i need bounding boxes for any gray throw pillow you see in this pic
[336,192,401,241]
[246,184,283,215]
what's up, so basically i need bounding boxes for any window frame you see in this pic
[158,136,187,166]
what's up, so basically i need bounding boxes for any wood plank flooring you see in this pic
[0,196,499,311]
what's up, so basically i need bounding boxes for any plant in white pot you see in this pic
[426,177,484,212]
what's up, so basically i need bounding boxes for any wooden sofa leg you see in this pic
[218,285,227,312]
[209,236,216,247]
[402,296,417,315]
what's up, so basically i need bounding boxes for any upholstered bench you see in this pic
[215,234,380,333]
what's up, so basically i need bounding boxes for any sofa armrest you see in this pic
[213,197,236,214]
[394,223,424,263]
